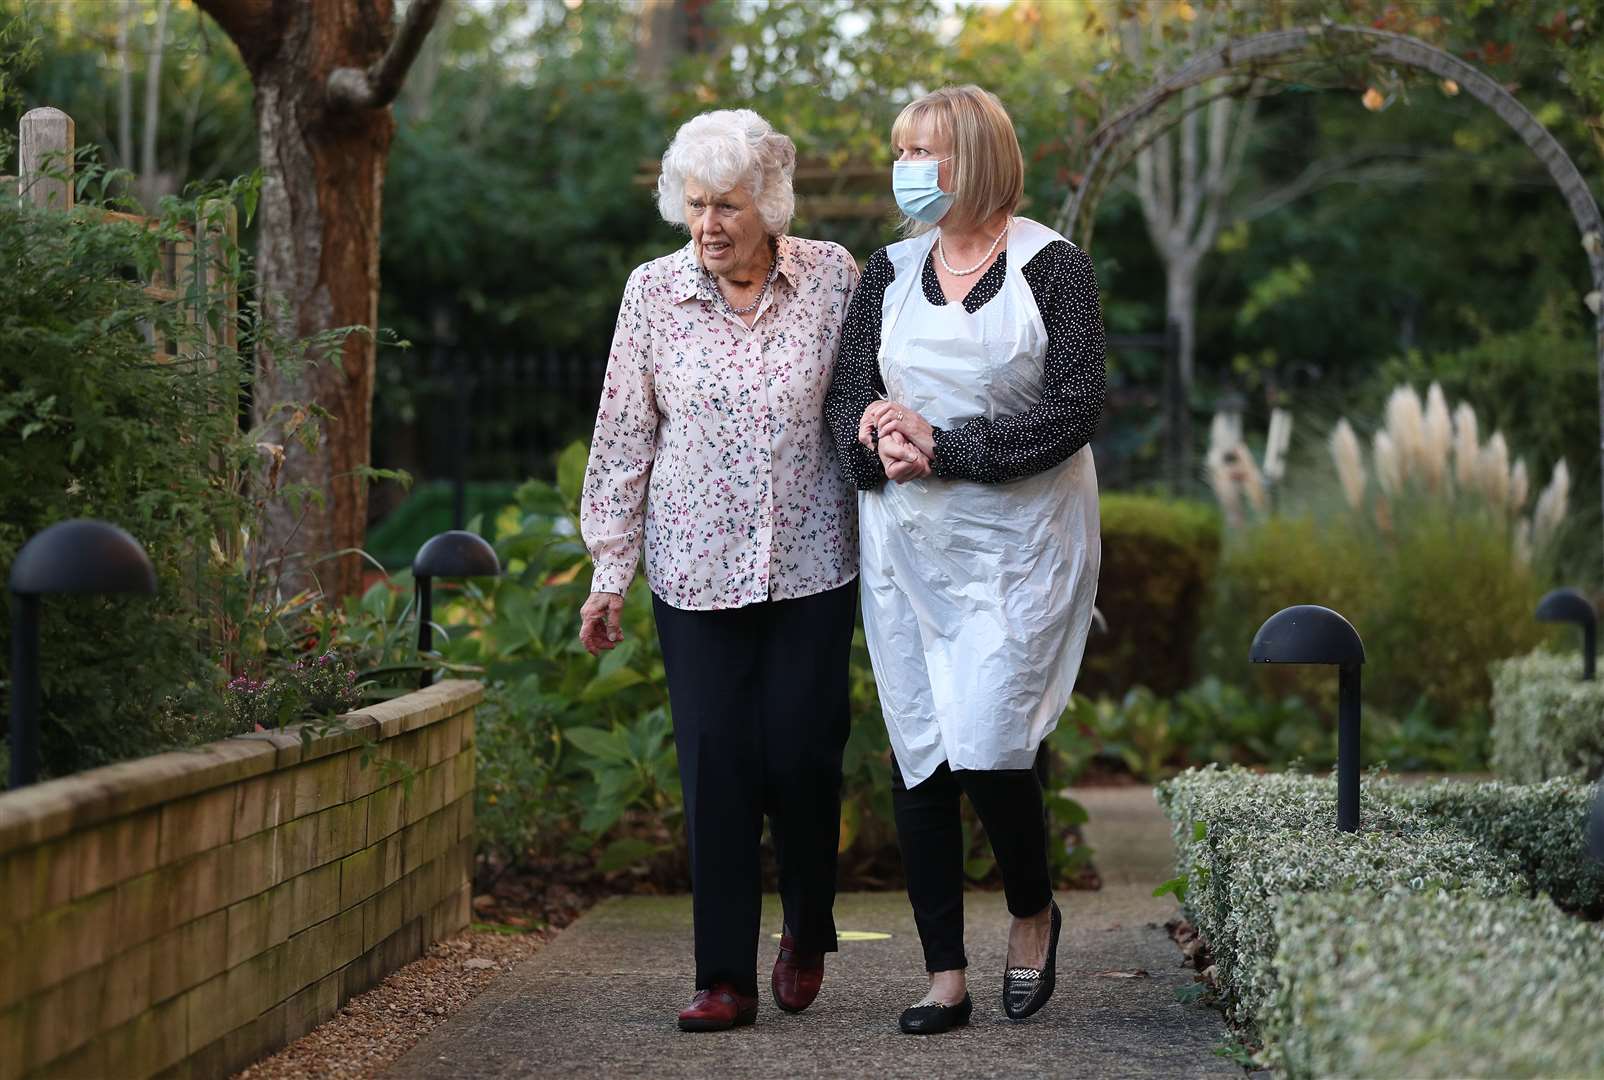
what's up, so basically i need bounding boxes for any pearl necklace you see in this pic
[936,218,1011,276]
[705,248,779,317]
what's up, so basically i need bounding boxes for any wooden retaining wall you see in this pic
[0,679,482,1079]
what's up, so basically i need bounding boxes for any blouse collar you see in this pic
[672,235,800,305]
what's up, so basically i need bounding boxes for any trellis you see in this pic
[1055,25,1604,572]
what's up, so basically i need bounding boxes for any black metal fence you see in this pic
[372,328,1183,528]
[372,343,607,515]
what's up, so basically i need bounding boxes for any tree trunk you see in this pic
[250,9,395,600]
[1165,261,1198,491]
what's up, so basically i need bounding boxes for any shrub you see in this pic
[1077,494,1220,698]
[1188,823,1520,1023]
[0,192,245,775]
[1384,775,1604,915]
[1490,647,1604,783]
[1269,890,1604,1078]
[1200,501,1545,737]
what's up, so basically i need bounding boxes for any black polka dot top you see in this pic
[824,238,1107,488]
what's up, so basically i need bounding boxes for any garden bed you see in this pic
[0,679,481,1080]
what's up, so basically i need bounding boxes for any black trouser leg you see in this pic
[654,584,855,995]
[953,768,1053,918]
[760,582,856,955]
[655,596,766,996]
[891,759,969,972]
[893,759,1055,971]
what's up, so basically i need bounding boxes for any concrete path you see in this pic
[386,786,1234,1079]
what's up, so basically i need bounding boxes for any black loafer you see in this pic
[1003,899,1061,1021]
[898,993,973,1035]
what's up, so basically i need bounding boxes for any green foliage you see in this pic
[1490,647,1604,783]
[1199,499,1547,744]
[1387,774,1604,914]
[223,651,360,733]
[1077,495,1220,699]
[1270,890,1604,1078]
[363,481,523,570]
[1158,764,1604,1050]
[0,193,244,775]
[443,440,1092,882]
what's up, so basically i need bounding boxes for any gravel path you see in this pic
[231,927,556,1080]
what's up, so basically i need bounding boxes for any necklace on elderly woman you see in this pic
[706,250,779,317]
[936,217,1011,276]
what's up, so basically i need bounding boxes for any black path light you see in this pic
[1250,604,1366,832]
[412,530,500,688]
[1536,587,1596,681]
[9,519,156,788]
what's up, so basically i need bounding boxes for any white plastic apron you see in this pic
[859,217,1101,787]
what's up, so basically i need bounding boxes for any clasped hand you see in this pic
[859,400,934,483]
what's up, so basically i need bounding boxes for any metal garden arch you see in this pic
[1056,24,1604,571]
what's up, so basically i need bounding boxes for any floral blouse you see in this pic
[580,236,861,611]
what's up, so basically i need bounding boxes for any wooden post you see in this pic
[19,107,74,211]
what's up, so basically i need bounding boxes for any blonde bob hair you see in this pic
[656,109,797,236]
[891,85,1024,236]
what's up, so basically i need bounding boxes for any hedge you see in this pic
[1077,494,1219,699]
[1384,775,1604,914]
[1178,821,1517,1023]
[1269,889,1604,1078]
[1490,648,1604,783]
[1157,765,1604,1025]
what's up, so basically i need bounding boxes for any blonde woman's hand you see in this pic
[579,591,625,655]
[876,408,935,460]
[858,399,906,450]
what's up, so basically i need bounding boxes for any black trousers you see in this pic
[891,757,1053,973]
[653,581,856,996]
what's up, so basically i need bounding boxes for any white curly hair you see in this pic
[656,109,797,236]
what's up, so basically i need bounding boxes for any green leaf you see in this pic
[1049,795,1089,827]
[562,725,632,763]
[578,666,644,703]
[1192,821,1207,843]
[556,441,589,509]
[1153,875,1189,902]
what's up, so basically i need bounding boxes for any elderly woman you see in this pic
[824,85,1105,1035]
[578,109,860,1033]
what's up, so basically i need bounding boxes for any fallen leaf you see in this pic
[1362,87,1386,112]
[463,958,496,970]
[1094,969,1151,978]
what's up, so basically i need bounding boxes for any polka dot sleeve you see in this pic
[824,247,894,491]
[929,240,1106,484]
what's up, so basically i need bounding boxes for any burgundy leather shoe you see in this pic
[677,983,758,1032]
[771,932,825,1013]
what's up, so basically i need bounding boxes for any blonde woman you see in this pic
[580,109,859,1032]
[824,85,1105,1035]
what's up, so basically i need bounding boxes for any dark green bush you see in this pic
[0,195,245,776]
[1077,494,1220,699]
[1199,502,1546,742]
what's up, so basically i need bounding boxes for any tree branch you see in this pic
[326,0,447,111]
[192,0,279,68]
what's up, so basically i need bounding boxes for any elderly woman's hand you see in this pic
[579,591,625,655]
[879,430,930,483]
[875,406,936,461]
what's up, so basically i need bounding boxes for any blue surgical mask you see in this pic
[893,158,953,224]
